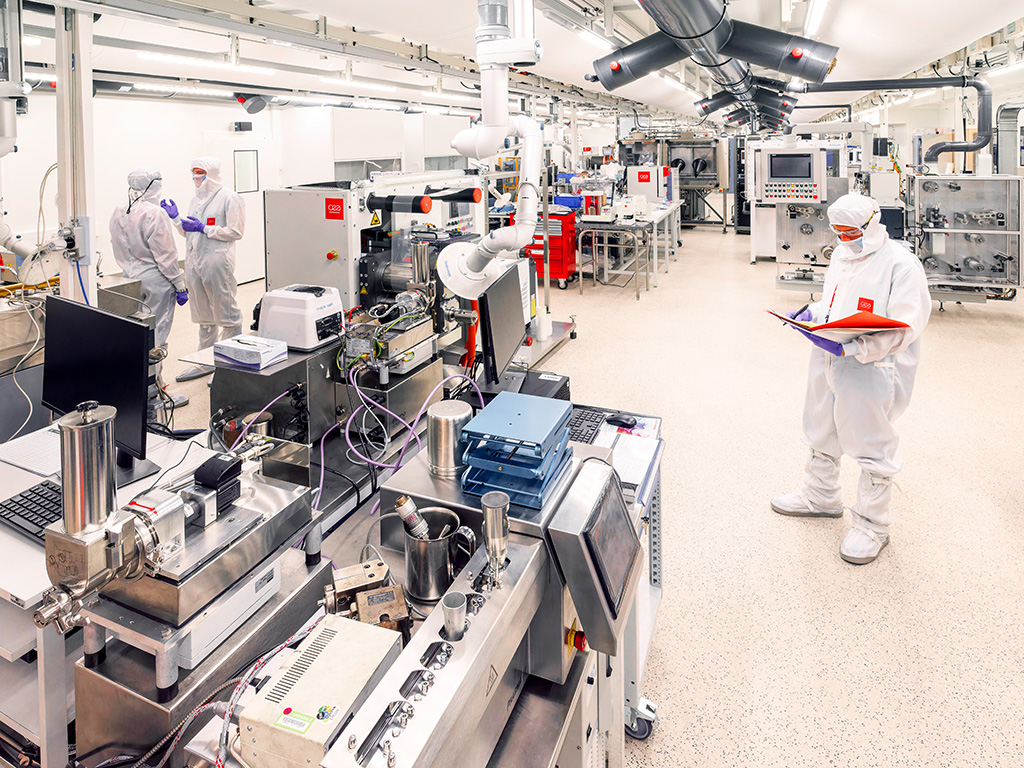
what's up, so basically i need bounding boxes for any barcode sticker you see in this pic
[275,712,314,733]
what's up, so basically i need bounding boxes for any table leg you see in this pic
[652,220,659,288]
[37,623,68,768]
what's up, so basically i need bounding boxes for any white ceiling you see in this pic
[23,1,1024,122]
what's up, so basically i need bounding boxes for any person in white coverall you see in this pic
[109,168,190,409]
[161,157,245,382]
[771,193,931,565]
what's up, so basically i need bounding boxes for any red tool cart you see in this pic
[510,211,577,288]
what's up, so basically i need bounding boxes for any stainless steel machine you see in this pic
[668,139,727,229]
[31,401,331,766]
[908,174,1022,302]
[315,455,658,768]
[747,139,849,289]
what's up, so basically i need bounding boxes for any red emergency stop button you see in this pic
[573,630,587,651]
[791,47,804,59]
[609,61,621,71]
[326,250,339,261]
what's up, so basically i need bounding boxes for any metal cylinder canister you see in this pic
[58,401,117,534]
[427,400,474,478]
[481,491,510,580]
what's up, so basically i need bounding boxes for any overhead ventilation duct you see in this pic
[789,76,992,162]
[698,87,794,117]
[587,0,837,123]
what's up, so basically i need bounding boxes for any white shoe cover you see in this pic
[840,524,889,564]
[771,490,843,518]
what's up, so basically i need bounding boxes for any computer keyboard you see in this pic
[0,479,63,545]
[567,406,608,444]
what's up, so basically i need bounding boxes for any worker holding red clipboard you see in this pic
[770,194,931,565]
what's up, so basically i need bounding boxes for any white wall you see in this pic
[0,92,476,285]
[2,91,277,281]
[276,107,335,187]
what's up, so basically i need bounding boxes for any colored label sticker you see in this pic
[369,211,382,226]
[637,171,651,183]
[857,297,875,312]
[206,218,216,226]
[325,198,345,220]
[275,711,314,733]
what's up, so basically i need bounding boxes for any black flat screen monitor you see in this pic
[43,296,158,484]
[478,265,527,387]
[768,152,813,181]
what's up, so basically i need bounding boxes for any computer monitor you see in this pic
[768,152,813,181]
[478,263,527,394]
[43,296,160,486]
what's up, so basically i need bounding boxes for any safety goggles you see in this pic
[828,209,877,239]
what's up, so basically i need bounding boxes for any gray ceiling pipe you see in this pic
[698,86,795,117]
[696,89,738,116]
[633,0,756,108]
[589,0,838,120]
[720,21,836,82]
[789,75,992,162]
[588,31,687,91]
[752,88,795,113]
[995,102,1024,173]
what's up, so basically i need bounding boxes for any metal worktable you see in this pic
[576,221,653,300]
[648,200,683,287]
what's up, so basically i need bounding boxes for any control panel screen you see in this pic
[769,153,813,181]
[583,480,641,618]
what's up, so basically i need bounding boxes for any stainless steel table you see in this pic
[576,221,653,300]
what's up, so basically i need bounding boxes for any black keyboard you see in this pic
[567,407,608,444]
[0,479,63,545]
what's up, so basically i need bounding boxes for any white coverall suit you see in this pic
[170,157,245,353]
[776,194,931,563]
[109,169,185,351]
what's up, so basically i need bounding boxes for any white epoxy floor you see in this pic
[160,227,1024,767]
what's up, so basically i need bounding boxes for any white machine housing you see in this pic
[257,284,345,351]
[626,166,674,204]
[264,171,486,308]
[239,615,402,768]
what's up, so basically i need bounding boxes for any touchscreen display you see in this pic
[583,484,640,617]
[769,153,813,180]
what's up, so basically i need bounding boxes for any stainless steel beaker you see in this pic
[404,508,476,603]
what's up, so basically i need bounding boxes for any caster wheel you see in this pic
[570,330,577,339]
[626,718,653,741]
[558,279,567,290]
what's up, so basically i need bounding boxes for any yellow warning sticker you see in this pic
[370,212,381,226]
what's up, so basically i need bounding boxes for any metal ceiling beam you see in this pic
[48,0,667,113]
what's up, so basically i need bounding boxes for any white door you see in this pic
[207,134,277,284]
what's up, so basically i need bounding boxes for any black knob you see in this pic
[76,400,99,413]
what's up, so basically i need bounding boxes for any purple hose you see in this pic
[228,388,292,451]
[313,422,341,511]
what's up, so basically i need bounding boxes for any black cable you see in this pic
[142,441,201,494]
[309,463,361,507]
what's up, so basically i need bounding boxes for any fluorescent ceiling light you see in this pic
[804,0,829,37]
[578,30,613,51]
[138,51,276,76]
[272,93,345,106]
[889,94,912,106]
[437,91,479,103]
[988,61,1024,77]
[319,76,396,93]
[351,99,404,111]
[913,89,937,100]
[23,36,42,46]
[133,82,235,97]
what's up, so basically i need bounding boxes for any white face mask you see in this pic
[193,173,207,189]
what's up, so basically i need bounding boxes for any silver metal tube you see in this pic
[480,491,509,586]
[58,402,117,534]
[411,241,431,285]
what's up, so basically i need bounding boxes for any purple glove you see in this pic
[175,290,188,306]
[181,216,206,233]
[160,199,178,219]
[788,307,813,322]
[795,327,844,356]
